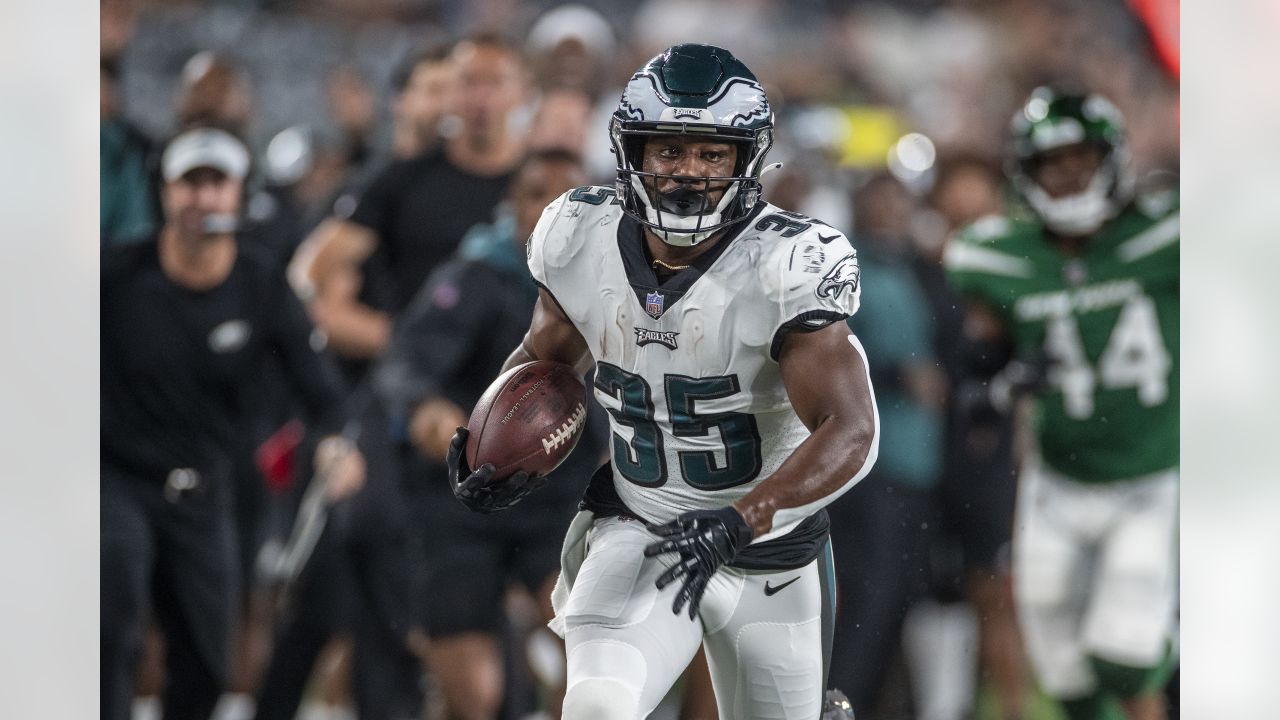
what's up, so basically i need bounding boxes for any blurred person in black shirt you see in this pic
[100,127,365,720]
[923,154,1029,720]
[374,149,606,720]
[295,32,528,371]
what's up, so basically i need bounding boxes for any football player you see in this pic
[945,88,1179,720]
[445,45,880,719]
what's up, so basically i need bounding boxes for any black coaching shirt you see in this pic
[348,147,513,314]
[101,238,348,480]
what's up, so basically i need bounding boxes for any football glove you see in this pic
[644,506,754,619]
[988,351,1055,414]
[822,689,856,720]
[447,427,545,514]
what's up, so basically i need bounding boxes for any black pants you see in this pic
[101,466,238,720]
[827,478,938,716]
[254,405,422,720]
[253,518,423,720]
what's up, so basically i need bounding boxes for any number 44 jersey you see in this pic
[528,187,865,544]
[945,191,1179,483]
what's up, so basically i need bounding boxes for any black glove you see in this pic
[821,689,856,720]
[643,506,754,619]
[446,427,545,514]
[988,351,1055,414]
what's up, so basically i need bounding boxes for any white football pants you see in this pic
[559,516,836,720]
[1013,457,1178,697]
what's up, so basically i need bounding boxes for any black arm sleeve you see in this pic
[269,278,350,436]
[372,261,491,420]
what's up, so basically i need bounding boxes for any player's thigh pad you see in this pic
[1083,469,1178,668]
[702,560,826,720]
[1013,459,1096,697]
[562,516,704,718]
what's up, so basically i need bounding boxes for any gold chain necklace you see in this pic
[652,258,691,272]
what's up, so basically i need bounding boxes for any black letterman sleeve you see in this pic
[373,260,491,420]
[269,276,349,435]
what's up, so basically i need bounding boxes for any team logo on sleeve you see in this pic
[816,253,860,300]
[634,327,679,350]
[645,291,665,319]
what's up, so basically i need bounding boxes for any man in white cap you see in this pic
[101,126,365,720]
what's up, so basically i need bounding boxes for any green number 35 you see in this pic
[594,362,762,490]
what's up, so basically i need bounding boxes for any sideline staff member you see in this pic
[101,127,364,720]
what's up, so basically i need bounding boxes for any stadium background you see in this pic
[0,1,1259,717]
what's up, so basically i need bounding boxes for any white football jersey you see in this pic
[528,187,862,542]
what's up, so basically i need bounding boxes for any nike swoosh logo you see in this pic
[818,234,841,244]
[764,576,800,596]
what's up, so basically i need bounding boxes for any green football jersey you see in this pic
[945,192,1179,483]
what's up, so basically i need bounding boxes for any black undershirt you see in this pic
[101,238,348,480]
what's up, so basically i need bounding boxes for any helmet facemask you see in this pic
[612,122,771,246]
[1014,141,1132,237]
[1008,88,1134,237]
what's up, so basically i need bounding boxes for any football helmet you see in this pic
[610,44,774,246]
[1008,86,1133,237]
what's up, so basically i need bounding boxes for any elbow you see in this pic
[847,416,879,480]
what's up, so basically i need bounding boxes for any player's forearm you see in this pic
[501,341,538,373]
[731,411,878,540]
[316,300,391,359]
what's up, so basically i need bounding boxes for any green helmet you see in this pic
[610,44,775,246]
[1008,86,1133,236]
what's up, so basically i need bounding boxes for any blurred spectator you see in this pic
[295,32,530,371]
[101,127,363,720]
[917,153,1031,720]
[375,148,607,720]
[387,42,458,162]
[526,86,594,158]
[829,172,947,719]
[176,51,255,136]
[243,125,355,272]
[101,57,159,245]
[326,64,379,169]
[525,2,618,94]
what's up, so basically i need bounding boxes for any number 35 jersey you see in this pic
[528,187,862,543]
[945,191,1179,483]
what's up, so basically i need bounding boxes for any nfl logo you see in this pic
[645,291,665,319]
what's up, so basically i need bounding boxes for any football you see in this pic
[465,360,588,480]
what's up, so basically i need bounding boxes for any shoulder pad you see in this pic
[759,222,861,324]
[954,214,1016,244]
[944,214,1036,279]
[527,186,621,286]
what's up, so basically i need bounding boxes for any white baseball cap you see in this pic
[162,127,251,181]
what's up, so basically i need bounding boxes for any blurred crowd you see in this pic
[100,1,1178,719]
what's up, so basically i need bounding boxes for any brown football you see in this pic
[465,361,588,480]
